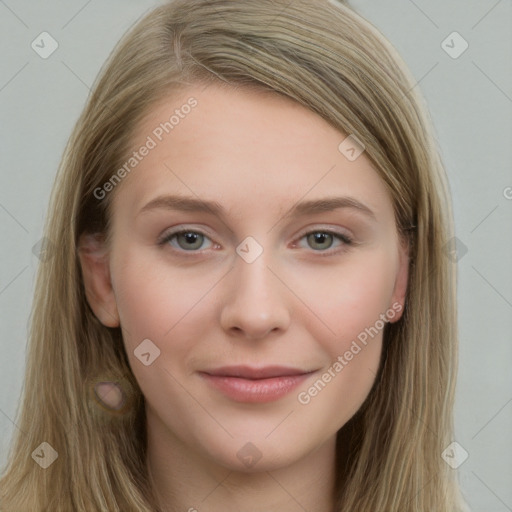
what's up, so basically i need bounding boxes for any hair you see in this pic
[0,0,469,510]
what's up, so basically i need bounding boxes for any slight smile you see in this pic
[199,366,318,403]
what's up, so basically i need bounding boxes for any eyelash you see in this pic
[157,227,354,257]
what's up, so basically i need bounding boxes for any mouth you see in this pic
[198,365,316,403]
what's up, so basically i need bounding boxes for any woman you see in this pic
[0,0,469,510]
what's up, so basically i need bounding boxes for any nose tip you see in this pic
[219,250,291,340]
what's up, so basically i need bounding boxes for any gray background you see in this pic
[0,0,511,510]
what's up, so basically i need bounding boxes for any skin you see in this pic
[79,83,409,512]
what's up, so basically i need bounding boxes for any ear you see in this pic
[389,235,410,323]
[78,233,120,328]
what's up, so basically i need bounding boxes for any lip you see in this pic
[199,365,315,403]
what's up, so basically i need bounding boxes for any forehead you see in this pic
[111,83,394,223]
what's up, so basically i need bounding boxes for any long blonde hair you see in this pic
[0,0,469,510]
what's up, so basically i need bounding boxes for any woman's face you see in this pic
[84,83,408,472]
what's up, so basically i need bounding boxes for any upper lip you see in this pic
[202,365,313,380]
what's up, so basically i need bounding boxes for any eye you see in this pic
[158,227,354,255]
[296,229,353,254]
[158,229,214,251]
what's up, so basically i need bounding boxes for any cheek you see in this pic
[296,339,381,438]
[286,249,397,351]
[112,247,219,339]
[335,267,393,349]
[110,251,218,402]
[292,260,392,427]
[110,254,214,417]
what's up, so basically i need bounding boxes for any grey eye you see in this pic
[175,232,205,250]
[306,232,335,250]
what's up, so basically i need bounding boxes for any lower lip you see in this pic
[199,373,311,403]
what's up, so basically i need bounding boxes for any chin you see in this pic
[197,432,320,474]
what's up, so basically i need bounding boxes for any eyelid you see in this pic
[293,223,353,240]
[291,224,354,247]
[290,226,355,256]
[158,224,352,242]
[158,225,213,242]
[157,226,218,253]
[158,224,355,257]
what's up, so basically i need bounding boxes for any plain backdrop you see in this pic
[0,1,511,510]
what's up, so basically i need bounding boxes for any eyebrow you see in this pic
[138,194,376,221]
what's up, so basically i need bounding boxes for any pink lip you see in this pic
[199,366,314,403]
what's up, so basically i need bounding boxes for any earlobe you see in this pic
[78,233,120,328]
[389,238,410,323]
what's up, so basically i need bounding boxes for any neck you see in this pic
[146,413,337,512]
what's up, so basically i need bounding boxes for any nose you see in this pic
[219,249,291,340]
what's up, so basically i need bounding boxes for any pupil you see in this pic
[309,232,332,250]
[179,232,202,250]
